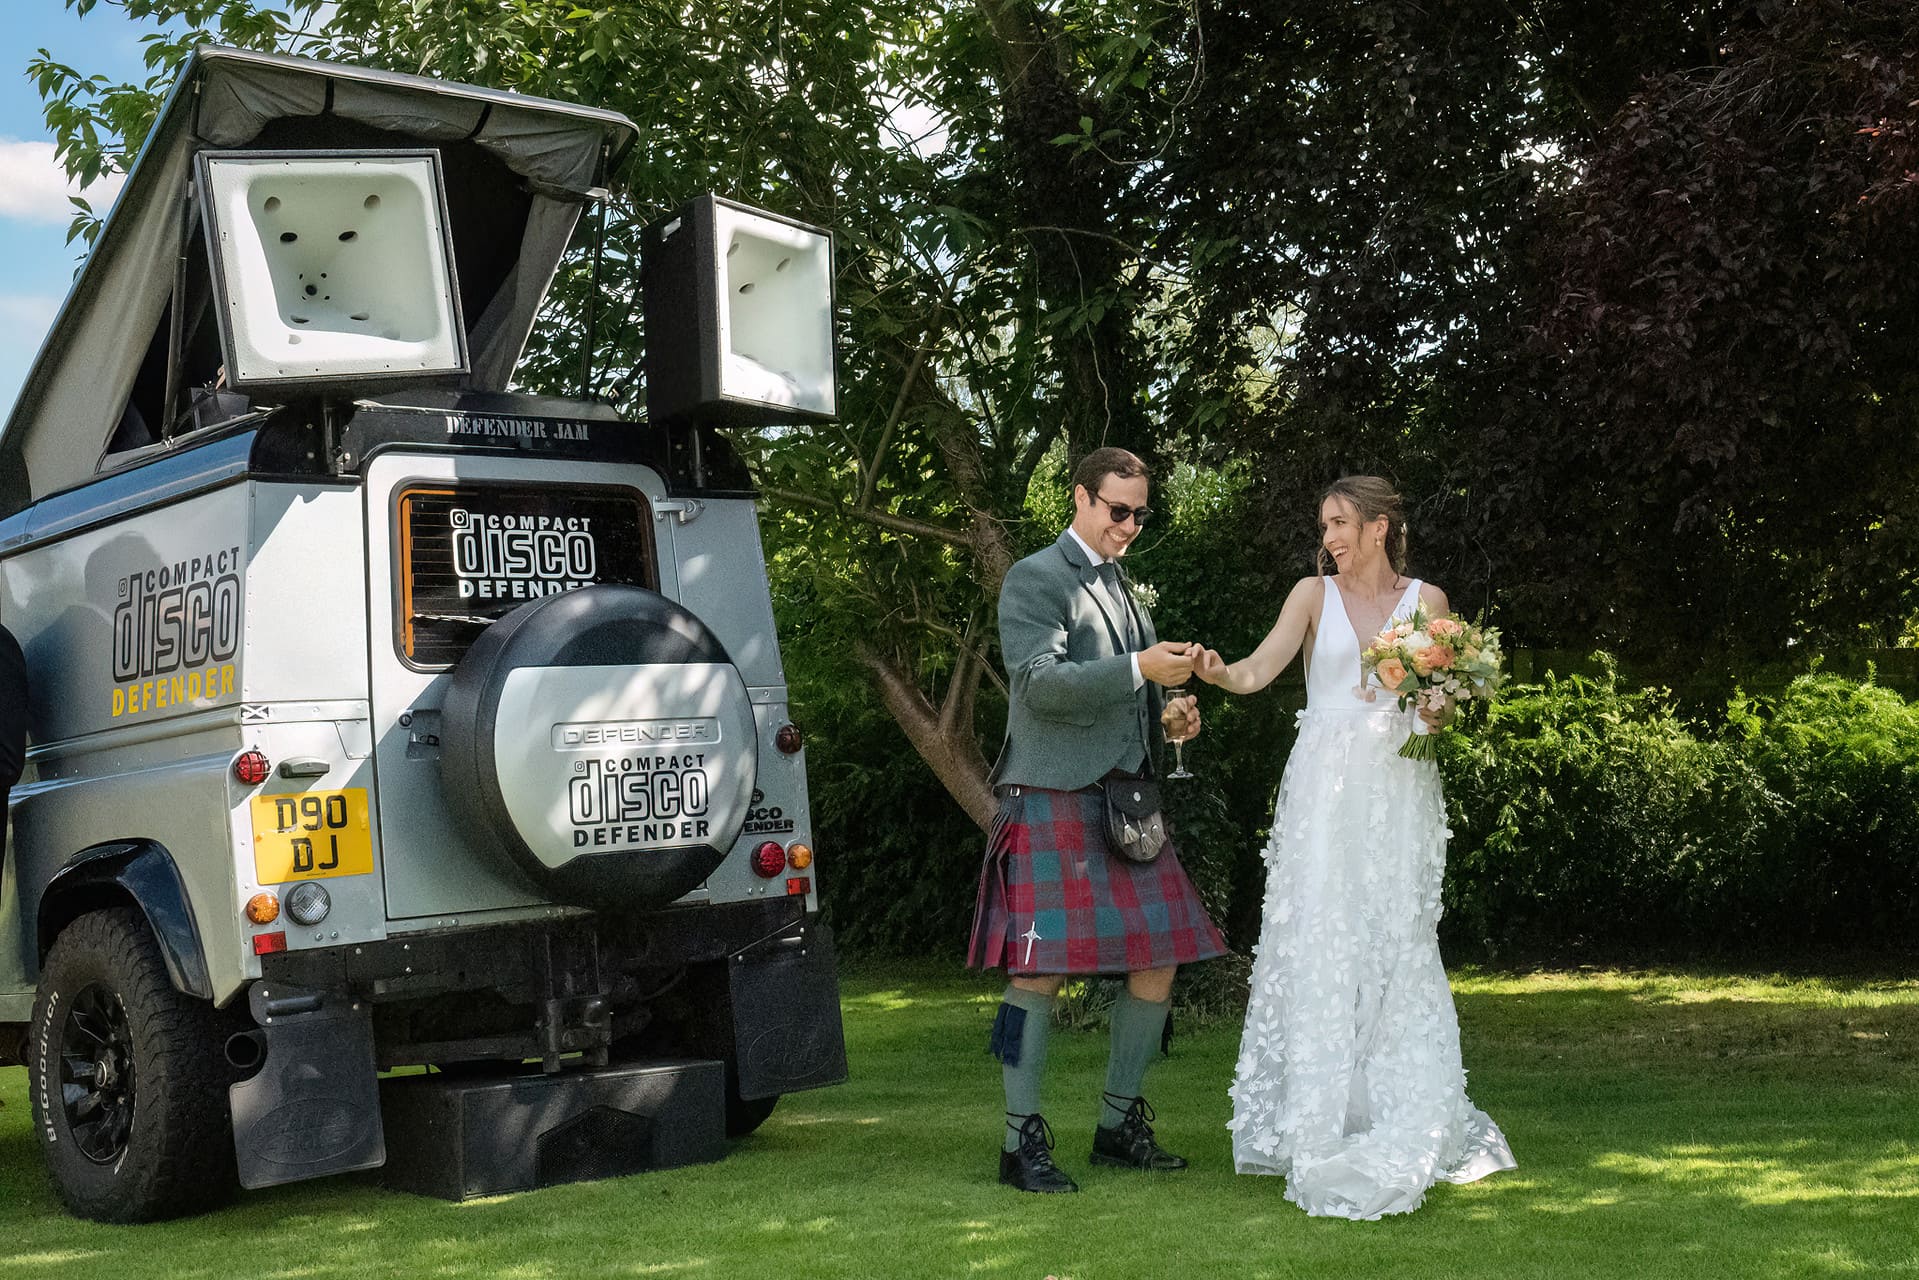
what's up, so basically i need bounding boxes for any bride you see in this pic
[1195,476,1515,1219]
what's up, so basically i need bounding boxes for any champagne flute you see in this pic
[1163,687,1196,780]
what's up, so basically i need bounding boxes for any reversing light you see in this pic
[245,892,281,925]
[751,841,786,878]
[286,882,332,927]
[234,750,272,785]
[774,722,804,754]
[786,842,813,870]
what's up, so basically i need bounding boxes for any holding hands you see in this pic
[1191,645,1228,686]
[1139,640,1198,687]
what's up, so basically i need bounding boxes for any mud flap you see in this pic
[228,982,386,1189]
[729,920,848,1101]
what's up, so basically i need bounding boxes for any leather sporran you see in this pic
[1102,776,1168,864]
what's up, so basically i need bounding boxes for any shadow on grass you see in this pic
[2,968,1917,1279]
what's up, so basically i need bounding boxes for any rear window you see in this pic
[396,484,656,668]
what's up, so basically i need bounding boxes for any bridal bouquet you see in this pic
[1358,603,1505,760]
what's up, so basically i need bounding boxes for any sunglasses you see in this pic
[1090,490,1154,527]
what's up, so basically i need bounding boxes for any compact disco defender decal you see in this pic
[397,484,655,667]
[440,584,758,908]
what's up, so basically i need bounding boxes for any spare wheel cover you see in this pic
[441,584,757,909]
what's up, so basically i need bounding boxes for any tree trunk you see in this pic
[976,0,1149,464]
[855,640,997,831]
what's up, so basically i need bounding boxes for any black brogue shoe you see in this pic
[1000,1113,1080,1193]
[1090,1094,1188,1171]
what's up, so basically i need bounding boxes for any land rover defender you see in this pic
[0,46,846,1221]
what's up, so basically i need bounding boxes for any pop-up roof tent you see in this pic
[0,46,638,517]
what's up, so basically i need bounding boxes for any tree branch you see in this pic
[938,612,993,738]
[860,317,940,512]
[760,487,973,548]
[855,639,996,830]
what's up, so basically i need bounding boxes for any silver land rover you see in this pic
[0,46,846,1221]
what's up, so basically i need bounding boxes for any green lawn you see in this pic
[4,966,1919,1278]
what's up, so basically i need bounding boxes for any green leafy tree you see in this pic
[1498,0,1919,655]
[36,0,1212,830]
[1161,0,1919,661]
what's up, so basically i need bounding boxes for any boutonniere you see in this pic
[1126,578,1159,611]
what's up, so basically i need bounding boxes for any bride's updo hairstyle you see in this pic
[1317,475,1409,578]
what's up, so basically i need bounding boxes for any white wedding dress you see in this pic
[1227,576,1516,1219]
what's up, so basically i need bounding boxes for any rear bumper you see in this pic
[231,895,844,1190]
[257,895,810,1000]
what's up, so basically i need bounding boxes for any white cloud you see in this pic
[0,293,63,420]
[0,139,125,225]
[0,293,62,334]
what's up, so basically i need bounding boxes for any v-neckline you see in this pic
[1327,575,1418,651]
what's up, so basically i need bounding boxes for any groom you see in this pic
[967,446,1229,1193]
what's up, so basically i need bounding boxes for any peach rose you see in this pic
[1413,643,1455,674]
[1376,657,1410,690]
[1429,617,1465,640]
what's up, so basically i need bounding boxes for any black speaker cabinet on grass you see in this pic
[378,1058,726,1200]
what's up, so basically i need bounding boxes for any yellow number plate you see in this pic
[251,788,375,883]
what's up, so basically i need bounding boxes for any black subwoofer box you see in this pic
[378,1057,726,1200]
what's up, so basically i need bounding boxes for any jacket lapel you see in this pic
[1115,561,1155,649]
[1056,532,1128,652]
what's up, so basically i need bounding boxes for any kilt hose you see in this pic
[967,784,1228,976]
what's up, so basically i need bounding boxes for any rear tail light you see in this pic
[774,722,804,754]
[751,842,786,877]
[233,749,271,785]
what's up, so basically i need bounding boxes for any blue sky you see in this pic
[0,2,165,421]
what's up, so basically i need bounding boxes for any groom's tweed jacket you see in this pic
[991,531,1164,792]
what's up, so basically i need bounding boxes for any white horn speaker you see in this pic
[196,149,467,391]
[642,194,837,427]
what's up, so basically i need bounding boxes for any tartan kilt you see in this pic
[966,784,1228,976]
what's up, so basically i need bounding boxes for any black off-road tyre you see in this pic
[28,908,238,1222]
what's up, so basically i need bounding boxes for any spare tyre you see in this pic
[441,584,757,909]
